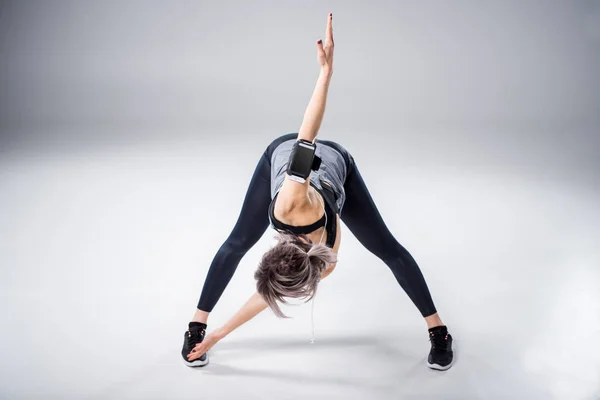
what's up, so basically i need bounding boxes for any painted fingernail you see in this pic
[318,39,322,44]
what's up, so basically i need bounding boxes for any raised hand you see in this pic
[316,13,334,74]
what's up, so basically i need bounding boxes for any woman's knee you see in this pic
[381,240,416,267]
[221,233,258,256]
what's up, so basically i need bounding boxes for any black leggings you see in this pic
[197,134,437,318]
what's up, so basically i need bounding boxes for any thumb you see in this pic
[316,39,325,55]
[192,343,205,353]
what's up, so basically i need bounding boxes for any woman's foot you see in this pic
[427,325,454,370]
[181,322,209,367]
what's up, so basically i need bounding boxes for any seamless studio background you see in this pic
[1,1,599,399]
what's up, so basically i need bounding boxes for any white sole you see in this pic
[183,355,209,367]
[427,360,453,371]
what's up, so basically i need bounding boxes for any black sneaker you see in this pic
[427,325,453,370]
[181,321,209,367]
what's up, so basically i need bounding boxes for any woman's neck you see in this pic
[274,186,325,226]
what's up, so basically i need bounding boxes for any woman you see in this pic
[181,13,454,371]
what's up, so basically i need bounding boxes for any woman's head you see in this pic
[254,232,337,318]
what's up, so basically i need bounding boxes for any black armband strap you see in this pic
[286,139,322,183]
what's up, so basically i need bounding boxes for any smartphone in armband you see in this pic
[287,139,322,183]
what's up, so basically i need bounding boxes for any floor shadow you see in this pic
[188,333,426,391]
[211,333,417,363]
[198,362,388,392]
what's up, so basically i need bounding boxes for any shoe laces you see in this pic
[429,331,450,351]
[187,327,205,347]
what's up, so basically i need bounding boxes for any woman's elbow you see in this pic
[321,263,337,279]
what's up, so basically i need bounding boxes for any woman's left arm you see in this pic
[320,214,342,279]
[187,233,340,362]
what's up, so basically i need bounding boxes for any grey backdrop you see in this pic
[1,1,599,400]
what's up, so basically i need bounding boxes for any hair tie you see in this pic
[294,233,313,252]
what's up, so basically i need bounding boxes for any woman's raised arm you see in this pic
[297,13,334,143]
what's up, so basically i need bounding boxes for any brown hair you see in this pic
[254,232,338,318]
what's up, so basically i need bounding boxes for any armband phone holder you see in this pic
[287,138,322,183]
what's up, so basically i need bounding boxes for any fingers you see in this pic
[325,13,333,46]
[187,349,204,360]
[187,345,206,360]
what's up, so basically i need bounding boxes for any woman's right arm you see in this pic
[278,13,334,205]
[297,13,334,144]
